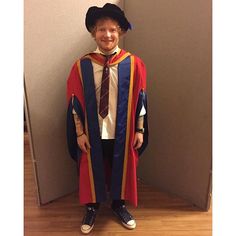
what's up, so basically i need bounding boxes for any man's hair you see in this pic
[89,17,125,37]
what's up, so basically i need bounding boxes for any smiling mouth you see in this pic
[102,40,113,43]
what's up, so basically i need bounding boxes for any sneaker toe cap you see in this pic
[127,219,136,226]
[81,224,92,232]
[127,220,136,227]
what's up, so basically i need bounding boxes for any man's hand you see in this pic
[77,134,91,153]
[133,132,143,149]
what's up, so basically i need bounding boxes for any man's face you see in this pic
[94,18,121,54]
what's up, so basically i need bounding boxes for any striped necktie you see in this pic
[99,54,114,118]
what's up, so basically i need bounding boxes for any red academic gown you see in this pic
[66,49,148,207]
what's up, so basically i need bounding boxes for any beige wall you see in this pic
[24,0,123,204]
[124,0,212,210]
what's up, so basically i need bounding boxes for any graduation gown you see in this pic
[66,49,148,207]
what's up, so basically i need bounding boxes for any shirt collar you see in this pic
[94,46,120,56]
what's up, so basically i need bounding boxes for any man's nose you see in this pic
[104,30,112,37]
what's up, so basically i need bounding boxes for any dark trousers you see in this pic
[86,139,125,209]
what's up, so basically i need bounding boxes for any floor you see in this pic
[24,132,212,236]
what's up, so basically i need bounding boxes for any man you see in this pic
[66,3,148,234]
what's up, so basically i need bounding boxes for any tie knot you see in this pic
[103,52,116,64]
[105,55,111,62]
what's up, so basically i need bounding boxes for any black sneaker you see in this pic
[81,207,97,234]
[112,205,136,229]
